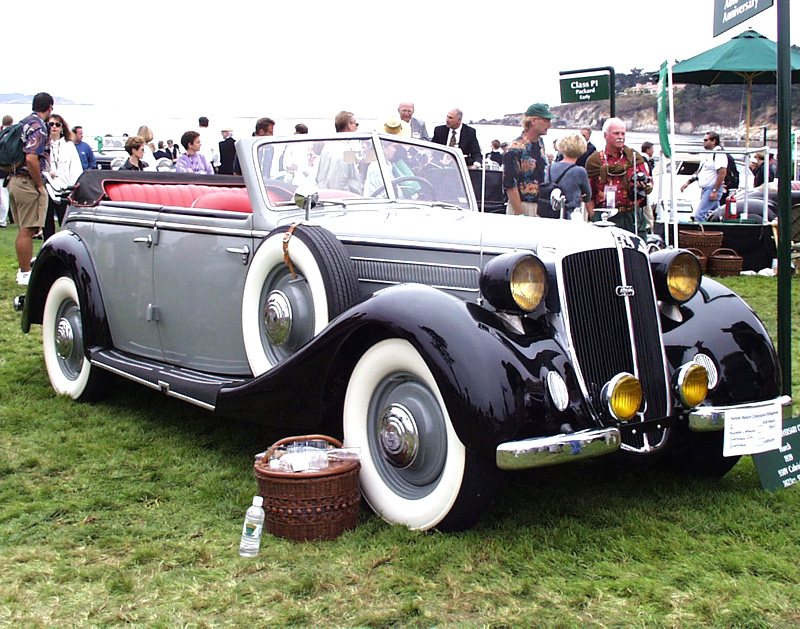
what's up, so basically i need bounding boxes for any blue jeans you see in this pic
[694,186,719,222]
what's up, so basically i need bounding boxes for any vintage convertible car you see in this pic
[16,133,790,532]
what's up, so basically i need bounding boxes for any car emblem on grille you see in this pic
[616,285,635,297]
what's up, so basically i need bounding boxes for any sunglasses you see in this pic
[48,121,62,128]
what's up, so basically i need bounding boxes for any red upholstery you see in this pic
[191,190,252,213]
[104,183,251,213]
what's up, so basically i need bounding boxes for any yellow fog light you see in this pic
[603,373,642,422]
[675,363,708,408]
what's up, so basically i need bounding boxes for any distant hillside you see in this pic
[0,93,82,106]
[479,79,800,141]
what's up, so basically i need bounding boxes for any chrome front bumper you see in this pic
[496,427,620,470]
[688,395,793,432]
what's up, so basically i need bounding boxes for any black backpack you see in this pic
[537,164,577,219]
[0,122,25,172]
[724,153,739,191]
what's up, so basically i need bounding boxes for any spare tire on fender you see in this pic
[242,223,360,376]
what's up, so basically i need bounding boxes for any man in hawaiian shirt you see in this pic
[503,103,555,217]
[8,92,53,285]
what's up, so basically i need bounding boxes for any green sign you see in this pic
[752,416,800,491]
[559,74,610,104]
[713,0,774,37]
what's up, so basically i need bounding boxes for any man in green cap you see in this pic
[503,103,554,216]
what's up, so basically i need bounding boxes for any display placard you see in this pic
[752,416,800,491]
[559,74,610,104]
[713,0,774,37]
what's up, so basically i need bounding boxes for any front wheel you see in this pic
[42,276,108,401]
[343,338,495,531]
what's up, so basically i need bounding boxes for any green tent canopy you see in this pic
[671,29,800,144]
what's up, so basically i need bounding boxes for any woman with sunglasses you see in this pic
[42,114,82,240]
[121,135,149,171]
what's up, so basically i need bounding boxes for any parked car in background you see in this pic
[16,133,789,531]
[94,135,173,172]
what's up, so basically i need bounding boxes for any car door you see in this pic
[152,207,254,375]
[89,206,164,361]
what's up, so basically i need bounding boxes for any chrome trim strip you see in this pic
[496,427,620,470]
[689,395,793,432]
[65,214,254,239]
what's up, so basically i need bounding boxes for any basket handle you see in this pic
[266,434,343,459]
[685,247,706,258]
[710,248,739,258]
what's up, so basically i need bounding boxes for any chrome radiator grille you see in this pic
[562,248,668,422]
[352,258,480,292]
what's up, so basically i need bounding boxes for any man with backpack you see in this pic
[0,115,12,228]
[6,92,53,285]
[679,131,727,223]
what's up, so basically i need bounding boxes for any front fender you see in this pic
[661,276,780,407]
[22,230,112,351]
[217,284,594,457]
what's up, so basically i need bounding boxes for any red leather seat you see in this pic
[191,190,252,213]
[104,183,250,213]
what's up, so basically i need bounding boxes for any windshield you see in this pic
[255,136,473,210]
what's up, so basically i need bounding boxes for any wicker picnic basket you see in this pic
[678,224,724,260]
[707,248,743,277]
[253,434,361,542]
[685,247,708,273]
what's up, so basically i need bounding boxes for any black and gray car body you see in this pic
[17,132,790,531]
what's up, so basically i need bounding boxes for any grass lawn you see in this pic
[1,225,800,626]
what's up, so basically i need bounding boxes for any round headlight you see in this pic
[667,252,702,302]
[480,252,548,313]
[603,373,642,422]
[510,256,547,312]
[649,249,702,305]
[675,362,708,408]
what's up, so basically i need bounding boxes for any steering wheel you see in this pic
[370,176,436,201]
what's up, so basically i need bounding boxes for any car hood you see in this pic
[280,204,629,259]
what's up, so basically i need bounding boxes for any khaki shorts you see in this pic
[8,174,47,229]
[506,201,538,217]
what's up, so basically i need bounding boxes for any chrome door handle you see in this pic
[133,235,153,247]
[226,245,250,265]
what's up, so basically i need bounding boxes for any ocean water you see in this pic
[0,101,698,156]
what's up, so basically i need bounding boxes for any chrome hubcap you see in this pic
[378,403,419,468]
[55,317,75,360]
[264,290,292,346]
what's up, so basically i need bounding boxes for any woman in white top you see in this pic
[43,114,83,240]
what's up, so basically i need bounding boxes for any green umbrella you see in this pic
[671,29,800,145]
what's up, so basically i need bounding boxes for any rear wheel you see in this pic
[42,276,108,401]
[343,338,495,531]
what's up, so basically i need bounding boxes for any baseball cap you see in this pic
[524,103,555,119]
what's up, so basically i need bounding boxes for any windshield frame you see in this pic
[243,133,477,212]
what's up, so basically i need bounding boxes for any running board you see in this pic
[90,349,248,411]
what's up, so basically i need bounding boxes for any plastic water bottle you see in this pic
[239,495,265,557]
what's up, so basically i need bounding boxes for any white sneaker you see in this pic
[16,269,30,286]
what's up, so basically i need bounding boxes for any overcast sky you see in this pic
[5,0,797,124]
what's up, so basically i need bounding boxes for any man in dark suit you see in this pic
[432,108,482,168]
[218,128,236,175]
